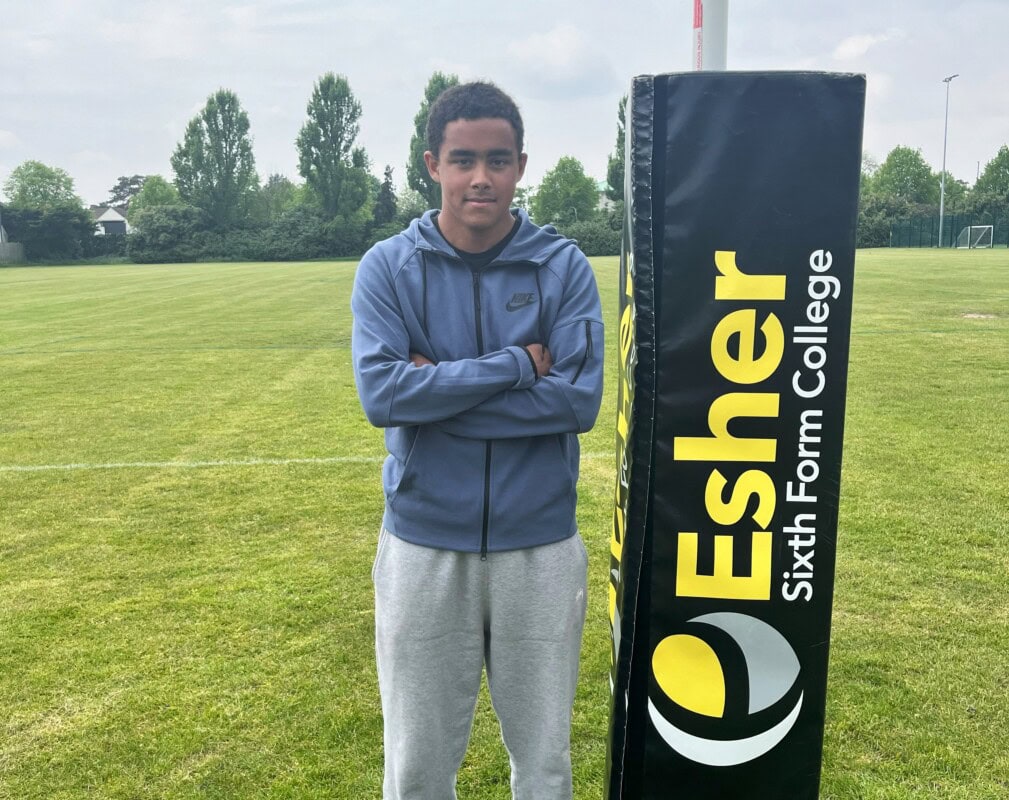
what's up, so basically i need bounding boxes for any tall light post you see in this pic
[938,73,958,247]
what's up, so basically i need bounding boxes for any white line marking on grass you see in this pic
[1,452,611,473]
[0,456,382,473]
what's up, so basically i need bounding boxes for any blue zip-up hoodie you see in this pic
[351,209,604,554]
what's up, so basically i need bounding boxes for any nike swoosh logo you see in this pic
[506,298,536,312]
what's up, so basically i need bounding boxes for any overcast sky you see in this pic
[2,0,1005,206]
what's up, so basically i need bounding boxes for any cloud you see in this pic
[22,37,57,57]
[220,3,272,48]
[866,72,894,100]
[223,3,259,28]
[833,29,904,61]
[71,149,114,165]
[100,8,206,61]
[0,130,20,149]
[506,23,618,100]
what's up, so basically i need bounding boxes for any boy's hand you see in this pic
[524,343,552,377]
[410,352,434,367]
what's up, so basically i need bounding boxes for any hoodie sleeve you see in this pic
[351,246,538,428]
[434,251,604,439]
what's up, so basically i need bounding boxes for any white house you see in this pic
[90,205,130,235]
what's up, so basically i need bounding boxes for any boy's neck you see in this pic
[435,210,517,253]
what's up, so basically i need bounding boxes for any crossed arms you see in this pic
[351,255,603,439]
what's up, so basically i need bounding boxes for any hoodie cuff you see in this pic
[506,345,538,390]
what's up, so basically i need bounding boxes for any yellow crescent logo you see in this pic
[649,612,802,766]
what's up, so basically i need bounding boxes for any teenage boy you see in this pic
[351,81,604,800]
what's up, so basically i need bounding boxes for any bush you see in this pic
[322,214,369,258]
[364,222,405,251]
[0,204,95,262]
[258,206,328,261]
[128,205,211,263]
[126,200,414,263]
[857,194,912,249]
[82,232,129,259]
[558,216,621,257]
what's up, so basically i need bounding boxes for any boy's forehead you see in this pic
[440,117,520,154]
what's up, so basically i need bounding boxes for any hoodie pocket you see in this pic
[487,434,578,547]
[389,426,486,533]
[571,318,595,385]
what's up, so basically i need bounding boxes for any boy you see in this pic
[351,81,604,800]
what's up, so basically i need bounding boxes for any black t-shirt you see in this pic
[434,213,521,271]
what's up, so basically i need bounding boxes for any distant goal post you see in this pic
[956,225,994,249]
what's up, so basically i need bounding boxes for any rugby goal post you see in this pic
[956,225,994,249]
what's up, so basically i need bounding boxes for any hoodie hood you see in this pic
[406,208,576,267]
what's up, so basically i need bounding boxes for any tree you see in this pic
[513,186,533,214]
[974,145,1009,201]
[605,95,627,202]
[343,147,377,220]
[859,151,880,199]
[873,146,938,206]
[108,175,146,207]
[170,89,258,229]
[937,171,968,214]
[531,157,599,226]
[252,173,300,225]
[407,72,460,209]
[374,165,397,226]
[2,160,81,210]
[857,193,911,248]
[861,151,880,177]
[127,175,180,222]
[395,187,428,226]
[296,73,372,219]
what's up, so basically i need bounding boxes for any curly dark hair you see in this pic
[426,81,524,157]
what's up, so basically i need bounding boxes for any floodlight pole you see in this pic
[693,0,728,71]
[938,73,958,247]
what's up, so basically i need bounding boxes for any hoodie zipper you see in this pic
[571,319,594,385]
[472,271,492,560]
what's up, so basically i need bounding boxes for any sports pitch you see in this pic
[1,249,1007,798]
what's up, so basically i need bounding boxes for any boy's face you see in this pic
[424,117,527,252]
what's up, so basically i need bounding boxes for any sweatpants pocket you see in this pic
[371,528,390,582]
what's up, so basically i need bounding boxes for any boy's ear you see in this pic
[423,151,441,183]
[518,152,528,180]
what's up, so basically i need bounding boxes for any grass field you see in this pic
[1,249,1007,799]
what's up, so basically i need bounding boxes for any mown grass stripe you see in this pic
[0,452,612,473]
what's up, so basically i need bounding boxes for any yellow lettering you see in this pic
[704,469,776,529]
[715,251,786,301]
[673,393,779,462]
[676,531,773,600]
[616,409,629,442]
[619,304,633,364]
[710,309,785,384]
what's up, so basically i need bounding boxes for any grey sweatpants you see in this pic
[373,530,588,800]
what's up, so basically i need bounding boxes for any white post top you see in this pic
[693,0,728,71]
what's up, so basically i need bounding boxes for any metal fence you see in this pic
[890,213,1009,248]
[0,242,26,265]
